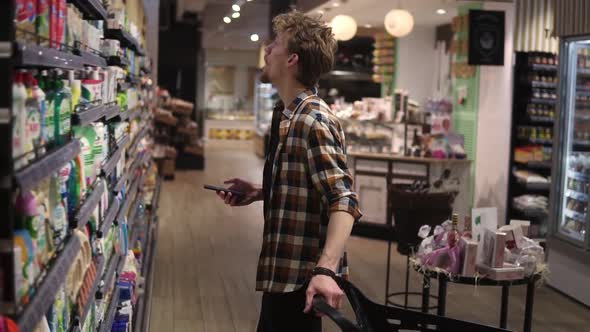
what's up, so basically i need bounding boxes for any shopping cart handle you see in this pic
[312,297,361,332]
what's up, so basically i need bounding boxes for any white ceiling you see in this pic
[308,0,465,28]
[178,0,270,50]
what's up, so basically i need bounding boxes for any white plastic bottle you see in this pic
[12,72,27,168]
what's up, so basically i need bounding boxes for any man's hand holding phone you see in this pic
[212,178,263,206]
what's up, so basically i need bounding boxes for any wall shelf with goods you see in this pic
[507,52,558,239]
[1,1,160,331]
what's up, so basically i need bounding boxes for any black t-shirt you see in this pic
[262,102,284,218]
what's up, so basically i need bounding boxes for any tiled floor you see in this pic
[149,140,590,332]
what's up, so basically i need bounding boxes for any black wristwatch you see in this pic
[311,266,337,279]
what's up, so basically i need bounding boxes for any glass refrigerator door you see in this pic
[556,39,590,245]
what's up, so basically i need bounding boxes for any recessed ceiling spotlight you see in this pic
[247,0,253,2]
[232,4,241,11]
[332,2,340,8]
[223,16,231,23]
[251,34,260,42]
[232,12,240,18]
[364,24,372,28]
[436,8,447,15]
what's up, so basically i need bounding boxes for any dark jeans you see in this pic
[256,286,322,332]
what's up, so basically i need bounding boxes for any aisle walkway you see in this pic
[150,140,590,332]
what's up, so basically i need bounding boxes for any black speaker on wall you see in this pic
[468,9,505,66]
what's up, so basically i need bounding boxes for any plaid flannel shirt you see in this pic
[257,88,362,293]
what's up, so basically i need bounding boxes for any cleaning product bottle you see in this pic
[31,75,46,155]
[69,70,81,112]
[59,76,72,143]
[53,71,72,145]
[24,72,42,162]
[12,72,27,169]
[39,70,55,147]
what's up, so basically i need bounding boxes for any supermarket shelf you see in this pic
[573,139,590,149]
[106,55,130,68]
[104,29,142,53]
[565,189,589,202]
[117,107,130,121]
[530,81,557,88]
[567,170,590,182]
[99,290,120,332]
[102,135,130,177]
[100,199,120,237]
[516,180,550,191]
[72,103,106,126]
[578,68,590,75]
[104,104,122,120]
[529,98,557,105]
[128,75,141,85]
[68,0,108,20]
[17,236,82,332]
[74,257,106,331]
[128,106,143,121]
[564,208,587,222]
[322,70,373,82]
[14,140,81,192]
[13,42,85,70]
[530,63,557,71]
[526,115,554,124]
[75,180,105,229]
[74,49,107,68]
[515,160,552,169]
[134,220,157,332]
[127,195,142,230]
[128,127,148,158]
[102,253,121,292]
[577,90,590,97]
[511,207,548,220]
[113,172,128,193]
[148,177,162,210]
[519,137,553,145]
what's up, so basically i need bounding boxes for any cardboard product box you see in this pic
[158,158,175,178]
[499,224,525,250]
[510,219,531,237]
[460,237,478,277]
[184,145,204,156]
[482,228,507,268]
[476,263,525,281]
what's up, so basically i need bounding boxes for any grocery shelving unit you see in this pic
[0,0,161,330]
[506,52,558,238]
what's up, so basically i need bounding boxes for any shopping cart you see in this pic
[312,278,512,332]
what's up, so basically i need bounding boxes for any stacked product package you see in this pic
[415,212,545,280]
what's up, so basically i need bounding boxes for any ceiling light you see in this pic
[232,4,240,11]
[364,24,372,28]
[436,8,447,15]
[332,2,340,7]
[223,16,231,23]
[247,0,253,2]
[232,12,240,18]
[330,15,357,41]
[384,9,414,37]
[251,34,260,42]
[317,10,324,15]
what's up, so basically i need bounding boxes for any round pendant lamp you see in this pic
[330,15,358,41]
[384,9,414,37]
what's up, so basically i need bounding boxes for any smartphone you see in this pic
[203,184,244,196]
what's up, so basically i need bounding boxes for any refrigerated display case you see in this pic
[547,37,590,306]
[253,79,277,157]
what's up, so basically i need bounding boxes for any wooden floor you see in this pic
[149,140,590,332]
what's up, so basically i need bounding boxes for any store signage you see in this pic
[468,10,505,66]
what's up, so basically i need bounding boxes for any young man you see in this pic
[217,10,361,332]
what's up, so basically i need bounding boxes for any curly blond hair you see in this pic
[272,10,337,88]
